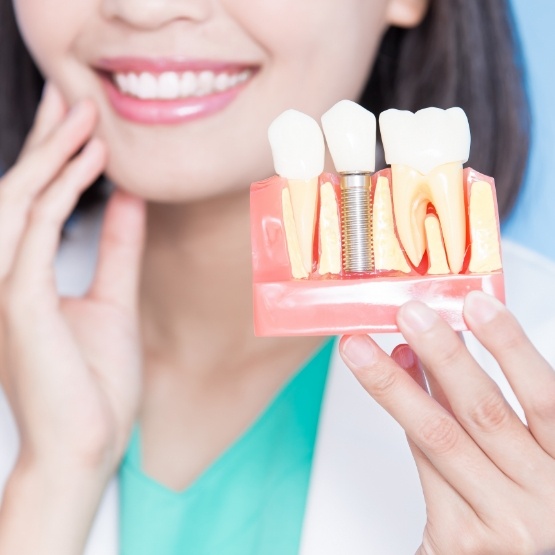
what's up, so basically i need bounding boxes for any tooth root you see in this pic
[318,182,342,275]
[428,163,466,274]
[469,181,502,273]
[372,177,411,273]
[425,214,450,275]
[281,188,309,279]
[392,165,432,268]
[392,162,466,274]
[288,178,318,274]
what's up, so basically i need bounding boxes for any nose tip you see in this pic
[102,0,211,30]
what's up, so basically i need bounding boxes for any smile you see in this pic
[113,69,253,100]
[96,58,257,125]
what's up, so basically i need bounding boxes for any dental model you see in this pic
[250,103,504,336]
[268,110,325,278]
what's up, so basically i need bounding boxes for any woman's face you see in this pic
[14,0,425,202]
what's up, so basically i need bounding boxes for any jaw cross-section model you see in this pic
[250,102,504,337]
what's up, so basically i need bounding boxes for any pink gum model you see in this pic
[250,168,504,336]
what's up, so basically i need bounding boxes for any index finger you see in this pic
[19,82,68,158]
[464,291,555,458]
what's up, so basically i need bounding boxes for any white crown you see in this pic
[268,109,325,180]
[321,100,376,173]
[379,107,470,175]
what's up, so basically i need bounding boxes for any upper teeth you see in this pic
[113,69,252,100]
[379,107,470,175]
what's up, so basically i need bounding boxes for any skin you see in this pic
[341,295,555,554]
[0,0,554,554]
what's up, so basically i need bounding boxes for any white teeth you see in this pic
[321,99,376,173]
[180,71,197,97]
[128,73,140,96]
[137,72,157,99]
[196,70,215,96]
[214,72,230,92]
[380,107,470,175]
[115,73,129,94]
[113,69,253,99]
[268,110,325,180]
[158,71,180,99]
[237,70,250,83]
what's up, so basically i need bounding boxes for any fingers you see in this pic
[396,301,551,487]
[7,139,107,300]
[339,334,510,517]
[0,100,98,278]
[464,291,555,459]
[19,82,67,157]
[88,191,146,313]
[391,346,474,519]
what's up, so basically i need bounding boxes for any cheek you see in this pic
[224,0,390,108]
[105,0,390,202]
[13,0,84,76]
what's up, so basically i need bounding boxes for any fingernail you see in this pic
[392,344,415,370]
[464,290,503,324]
[392,345,426,388]
[341,335,376,367]
[398,302,439,333]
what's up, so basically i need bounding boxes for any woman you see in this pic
[0,0,554,553]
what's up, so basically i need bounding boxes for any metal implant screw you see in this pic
[340,173,374,273]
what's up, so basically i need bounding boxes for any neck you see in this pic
[140,188,321,380]
[137,187,323,489]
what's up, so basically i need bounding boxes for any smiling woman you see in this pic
[0,1,553,555]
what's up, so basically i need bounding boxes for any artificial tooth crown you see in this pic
[321,100,376,173]
[268,110,325,180]
[380,107,470,175]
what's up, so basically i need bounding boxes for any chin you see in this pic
[103,154,269,204]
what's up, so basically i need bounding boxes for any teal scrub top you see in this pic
[119,340,333,555]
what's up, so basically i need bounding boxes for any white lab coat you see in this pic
[1,206,554,554]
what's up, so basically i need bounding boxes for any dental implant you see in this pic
[321,100,376,273]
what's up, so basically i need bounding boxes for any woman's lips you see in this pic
[96,58,257,125]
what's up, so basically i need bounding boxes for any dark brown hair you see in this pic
[0,0,529,218]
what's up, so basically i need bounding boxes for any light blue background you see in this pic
[503,0,555,260]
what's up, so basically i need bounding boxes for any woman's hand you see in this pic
[0,83,146,553]
[339,291,555,555]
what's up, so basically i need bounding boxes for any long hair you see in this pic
[0,0,529,218]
